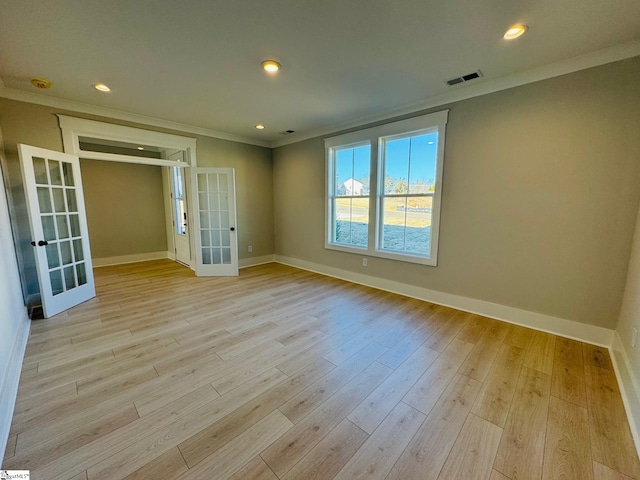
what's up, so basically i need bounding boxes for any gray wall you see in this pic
[80,159,168,259]
[273,57,640,329]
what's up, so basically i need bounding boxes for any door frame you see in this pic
[58,116,198,270]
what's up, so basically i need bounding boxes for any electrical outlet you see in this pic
[362,258,368,267]
[633,328,638,348]
[248,245,253,253]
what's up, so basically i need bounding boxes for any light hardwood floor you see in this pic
[4,259,640,479]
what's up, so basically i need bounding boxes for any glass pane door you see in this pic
[19,144,95,317]
[192,168,238,276]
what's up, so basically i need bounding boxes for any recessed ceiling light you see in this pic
[255,124,265,130]
[261,60,281,73]
[137,146,144,150]
[94,83,111,92]
[503,25,528,40]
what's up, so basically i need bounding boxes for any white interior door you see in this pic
[171,166,191,266]
[18,144,95,318]
[192,168,238,276]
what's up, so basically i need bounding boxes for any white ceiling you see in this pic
[1,0,639,147]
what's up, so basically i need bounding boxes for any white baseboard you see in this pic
[611,333,640,457]
[239,254,276,269]
[0,307,30,464]
[92,251,169,267]
[274,255,614,347]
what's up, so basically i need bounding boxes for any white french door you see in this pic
[192,168,238,276]
[171,166,191,266]
[18,144,95,318]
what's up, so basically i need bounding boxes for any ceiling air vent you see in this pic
[445,70,483,86]
[279,130,295,135]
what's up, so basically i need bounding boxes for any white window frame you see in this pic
[325,110,448,266]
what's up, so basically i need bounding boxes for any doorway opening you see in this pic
[58,115,197,270]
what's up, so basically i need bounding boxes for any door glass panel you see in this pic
[221,230,230,247]
[77,263,87,285]
[69,215,80,237]
[198,174,207,192]
[210,212,220,228]
[37,188,52,213]
[73,239,84,261]
[46,243,60,269]
[198,193,208,210]
[202,248,212,264]
[199,212,210,228]
[52,188,66,212]
[219,174,228,192]
[212,248,222,264]
[49,160,63,186]
[211,230,221,247]
[200,230,211,247]
[220,214,229,229]
[66,189,78,212]
[222,248,231,264]
[42,216,56,241]
[50,269,64,295]
[60,241,73,265]
[56,215,69,238]
[219,193,229,210]
[62,162,75,186]
[208,175,218,193]
[64,266,76,290]
[209,193,219,211]
[34,157,48,184]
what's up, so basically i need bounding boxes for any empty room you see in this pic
[1,1,640,479]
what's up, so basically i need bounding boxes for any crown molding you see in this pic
[271,40,640,148]
[0,86,272,148]
[1,40,638,151]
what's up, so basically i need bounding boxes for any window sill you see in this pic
[325,242,437,266]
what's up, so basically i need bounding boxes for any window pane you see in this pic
[219,174,228,192]
[64,265,76,290]
[34,157,48,184]
[42,216,56,241]
[73,239,84,262]
[60,240,73,265]
[62,162,75,186]
[66,189,78,212]
[57,215,69,239]
[199,211,210,228]
[69,215,80,237]
[408,133,438,194]
[383,138,409,194]
[334,197,368,247]
[53,188,66,212]
[202,248,212,264]
[382,197,406,251]
[37,188,52,213]
[46,243,60,269]
[334,145,370,196]
[381,196,432,255]
[49,160,63,186]
[50,269,64,295]
[77,263,87,285]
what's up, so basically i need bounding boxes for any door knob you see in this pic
[38,240,49,246]
[230,227,235,232]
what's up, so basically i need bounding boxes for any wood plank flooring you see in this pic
[4,259,640,479]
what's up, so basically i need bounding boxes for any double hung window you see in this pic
[325,110,448,265]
